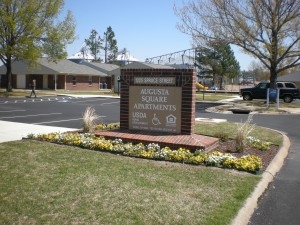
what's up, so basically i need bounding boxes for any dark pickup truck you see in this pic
[240,81,300,103]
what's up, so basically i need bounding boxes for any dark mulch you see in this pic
[215,139,279,171]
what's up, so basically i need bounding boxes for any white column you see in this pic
[54,74,57,90]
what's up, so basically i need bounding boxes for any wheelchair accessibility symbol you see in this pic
[152,113,161,125]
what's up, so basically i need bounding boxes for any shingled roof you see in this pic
[81,61,119,74]
[277,71,300,82]
[0,58,107,76]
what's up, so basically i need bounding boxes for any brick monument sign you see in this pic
[120,68,195,135]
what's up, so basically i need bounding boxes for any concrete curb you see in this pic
[231,131,290,225]
[57,94,120,98]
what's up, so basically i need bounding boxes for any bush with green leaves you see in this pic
[213,131,229,142]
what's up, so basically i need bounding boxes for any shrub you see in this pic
[213,131,229,142]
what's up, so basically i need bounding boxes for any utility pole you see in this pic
[104,32,108,63]
[93,30,97,61]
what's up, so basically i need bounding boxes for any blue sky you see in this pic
[63,0,254,70]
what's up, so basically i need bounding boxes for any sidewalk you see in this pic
[0,120,77,143]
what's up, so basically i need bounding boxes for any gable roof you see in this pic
[81,61,119,74]
[0,60,57,74]
[37,58,106,76]
[277,71,300,82]
[0,58,107,76]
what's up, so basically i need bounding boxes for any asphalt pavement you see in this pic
[0,94,299,225]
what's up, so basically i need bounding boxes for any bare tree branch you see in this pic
[174,0,300,87]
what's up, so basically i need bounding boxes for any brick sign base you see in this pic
[120,69,195,135]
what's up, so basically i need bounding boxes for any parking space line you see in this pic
[33,116,106,124]
[0,112,62,119]
[0,110,26,113]
[33,118,83,124]
[100,101,120,105]
[73,99,108,103]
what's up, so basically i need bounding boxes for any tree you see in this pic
[85,29,103,62]
[197,46,221,86]
[248,61,269,81]
[240,70,254,85]
[197,42,240,88]
[104,26,118,63]
[0,0,76,92]
[174,0,300,88]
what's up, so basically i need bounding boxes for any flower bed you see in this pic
[95,122,120,131]
[27,132,263,174]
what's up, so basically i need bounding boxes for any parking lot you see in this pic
[0,96,120,129]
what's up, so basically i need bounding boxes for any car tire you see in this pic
[283,95,293,103]
[243,93,252,101]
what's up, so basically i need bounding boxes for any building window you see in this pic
[72,76,76,85]
[88,76,92,86]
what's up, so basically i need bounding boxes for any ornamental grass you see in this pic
[235,113,255,152]
[82,106,100,132]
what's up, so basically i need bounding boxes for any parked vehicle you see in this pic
[208,86,218,90]
[239,81,300,103]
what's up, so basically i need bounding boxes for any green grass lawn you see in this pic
[234,99,300,109]
[195,121,282,145]
[0,140,260,225]
[196,92,239,101]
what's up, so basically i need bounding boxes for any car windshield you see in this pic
[256,82,269,89]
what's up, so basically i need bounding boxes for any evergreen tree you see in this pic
[197,42,240,88]
[104,26,118,63]
[85,29,103,62]
[197,46,221,86]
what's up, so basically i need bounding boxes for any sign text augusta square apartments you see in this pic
[119,68,196,135]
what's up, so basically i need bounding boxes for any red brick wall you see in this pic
[64,75,111,91]
[120,68,196,135]
[65,75,97,91]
